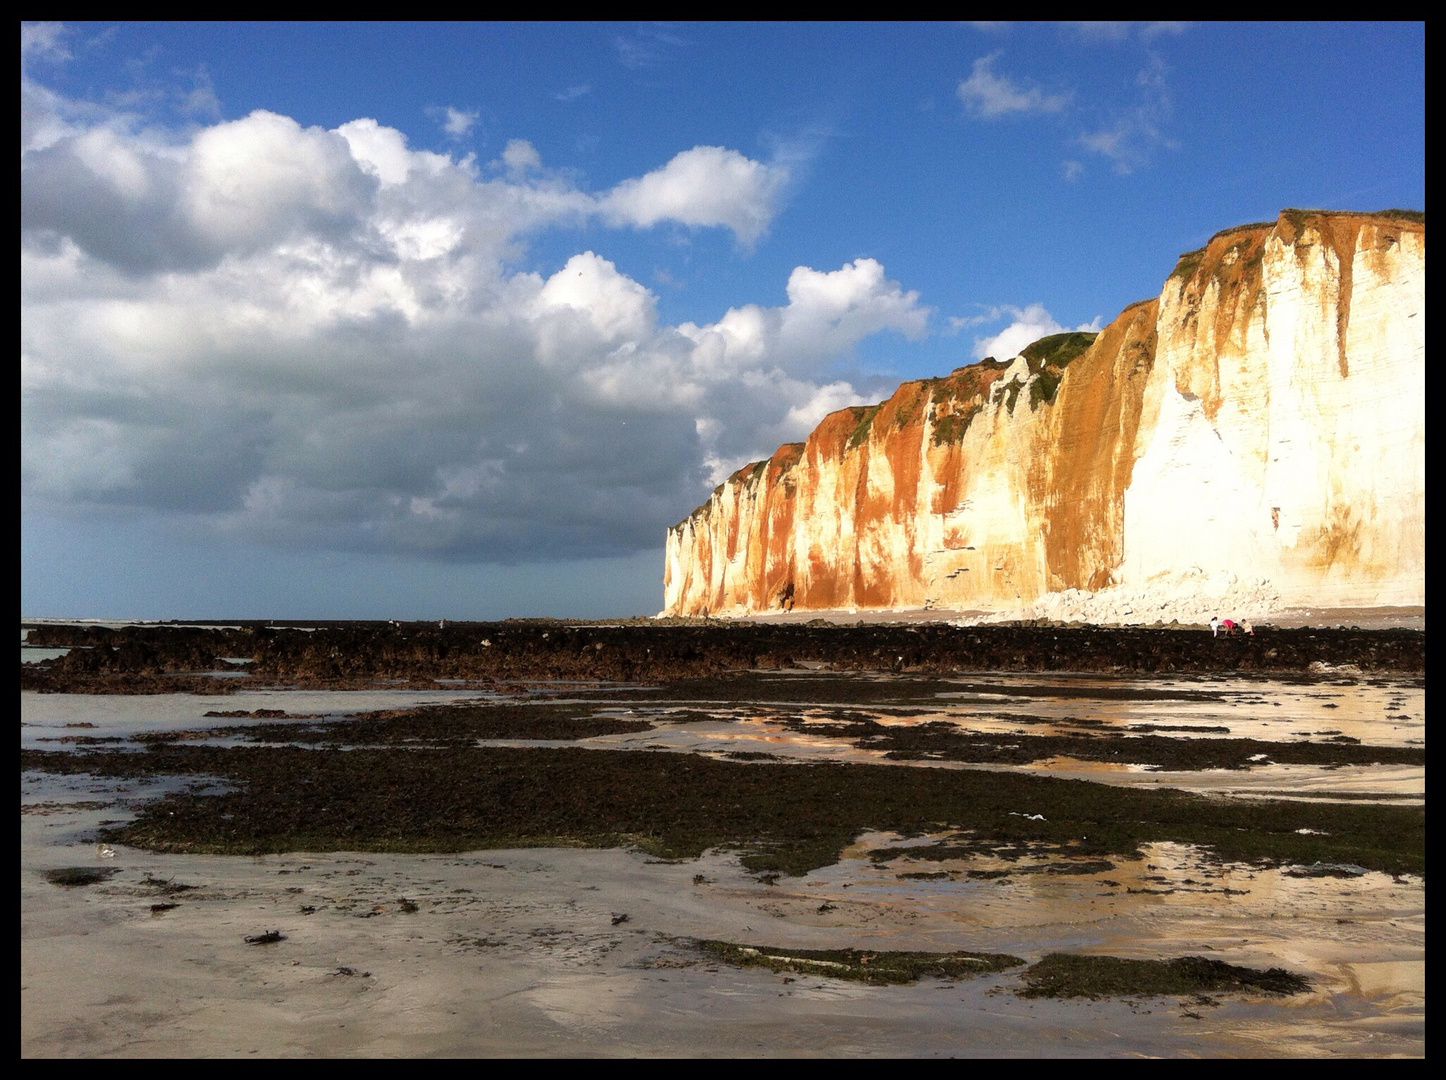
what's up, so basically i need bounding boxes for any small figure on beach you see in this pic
[1240,620,1254,635]
[1210,616,1221,637]
[1221,618,1237,635]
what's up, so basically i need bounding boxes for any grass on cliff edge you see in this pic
[845,404,882,450]
[20,743,1424,878]
[1020,331,1097,370]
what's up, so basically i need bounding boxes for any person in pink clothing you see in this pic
[1221,618,1237,635]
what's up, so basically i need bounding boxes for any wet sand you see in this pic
[20,624,1425,1057]
[21,809,1423,1057]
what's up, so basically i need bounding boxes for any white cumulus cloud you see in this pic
[500,138,543,175]
[441,106,479,138]
[22,88,925,561]
[958,54,1070,119]
[600,145,789,246]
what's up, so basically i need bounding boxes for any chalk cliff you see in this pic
[663,210,1425,618]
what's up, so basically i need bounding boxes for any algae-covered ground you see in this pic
[205,702,655,745]
[20,705,1425,877]
[774,712,1424,771]
[693,942,1310,999]
[695,941,1024,984]
[20,620,1425,694]
[1017,954,1311,999]
[19,621,1426,1053]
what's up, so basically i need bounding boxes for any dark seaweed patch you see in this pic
[20,621,1424,696]
[19,742,1425,878]
[697,941,1022,984]
[44,866,119,887]
[203,709,318,719]
[798,716,1424,772]
[35,735,127,745]
[1019,953,1310,999]
[1126,724,1231,734]
[220,702,654,746]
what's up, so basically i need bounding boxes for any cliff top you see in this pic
[672,208,1424,535]
[1173,208,1425,269]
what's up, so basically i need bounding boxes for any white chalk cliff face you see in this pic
[663,210,1425,617]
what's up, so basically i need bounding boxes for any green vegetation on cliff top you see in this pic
[1281,207,1424,228]
[1020,331,1097,371]
[1172,209,1426,282]
[845,403,883,450]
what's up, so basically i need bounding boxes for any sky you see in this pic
[21,21,1426,620]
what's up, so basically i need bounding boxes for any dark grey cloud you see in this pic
[22,112,378,274]
[22,90,928,563]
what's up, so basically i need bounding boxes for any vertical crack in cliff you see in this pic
[1281,210,1365,380]
[1331,221,1357,379]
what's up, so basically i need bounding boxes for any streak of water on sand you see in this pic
[20,671,1425,1056]
[22,674,1424,802]
[20,689,495,751]
[20,801,1424,1056]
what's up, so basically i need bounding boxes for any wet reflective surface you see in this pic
[20,689,491,751]
[544,672,1423,801]
[21,670,1425,1056]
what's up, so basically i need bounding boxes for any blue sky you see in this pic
[21,21,1425,619]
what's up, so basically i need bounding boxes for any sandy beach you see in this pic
[20,19,1425,1059]
[21,648,1425,1057]
[21,812,1425,1057]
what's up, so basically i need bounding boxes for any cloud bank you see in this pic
[21,88,925,562]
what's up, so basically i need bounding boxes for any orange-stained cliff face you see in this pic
[664,210,1425,616]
